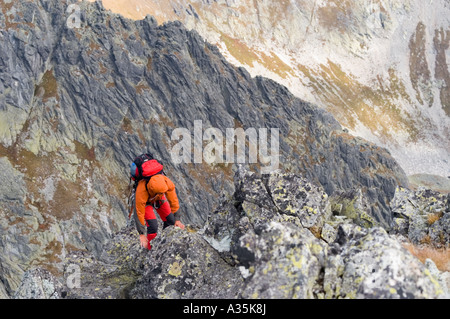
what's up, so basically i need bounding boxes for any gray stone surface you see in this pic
[391,186,449,247]
[13,167,445,299]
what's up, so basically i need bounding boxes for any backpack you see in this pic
[130,153,164,183]
[127,153,165,220]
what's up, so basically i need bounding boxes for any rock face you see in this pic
[14,167,447,299]
[89,0,450,178]
[0,0,411,297]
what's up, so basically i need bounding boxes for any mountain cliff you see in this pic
[89,0,450,178]
[0,0,443,299]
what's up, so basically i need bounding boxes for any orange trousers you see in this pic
[144,195,175,248]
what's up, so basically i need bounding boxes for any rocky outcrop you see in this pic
[0,0,411,297]
[14,167,447,299]
[13,268,63,299]
[201,167,447,299]
[391,186,449,247]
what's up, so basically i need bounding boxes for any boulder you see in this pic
[391,186,449,247]
[325,225,445,299]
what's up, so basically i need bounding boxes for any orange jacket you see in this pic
[135,174,180,226]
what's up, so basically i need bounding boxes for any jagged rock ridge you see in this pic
[13,167,449,299]
[87,0,450,178]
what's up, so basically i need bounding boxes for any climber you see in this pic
[130,154,185,250]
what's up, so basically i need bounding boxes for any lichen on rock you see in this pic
[391,186,449,247]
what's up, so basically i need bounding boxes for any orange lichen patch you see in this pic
[148,113,177,129]
[106,81,116,88]
[34,70,59,102]
[1,137,104,222]
[1,146,73,220]
[427,211,444,226]
[8,147,55,182]
[1,1,34,29]
[47,180,82,220]
[135,81,150,94]
[403,243,450,272]
[121,117,133,134]
[30,239,64,276]
[89,40,101,52]
[74,140,96,162]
